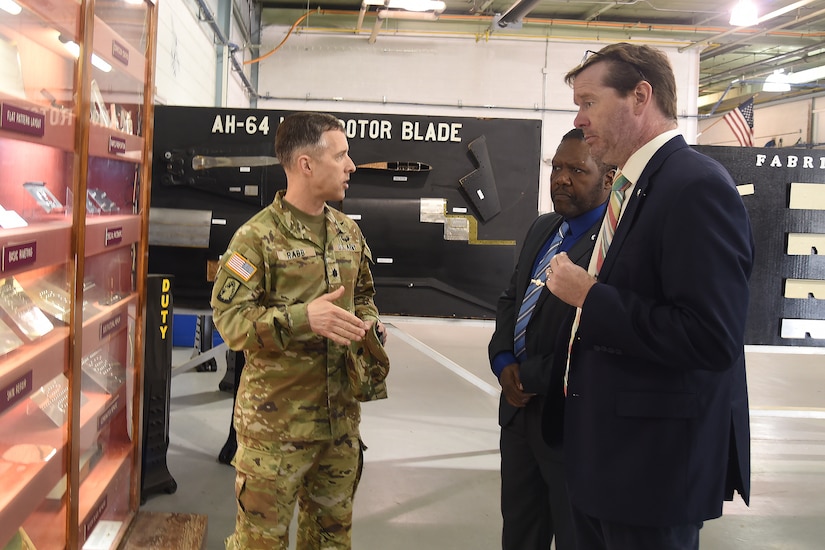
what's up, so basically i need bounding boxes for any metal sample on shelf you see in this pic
[148,207,213,248]
[81,349,125,394]
[23,182,64,214]
[87,189,119,214]
[191,155,280,170]
[0,277,54,340]
[0,317,24,357]
[0,203,28,229]
[355,161,433,183]
[24,280,71,324]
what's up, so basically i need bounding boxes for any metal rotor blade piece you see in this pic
[191,155,280,170]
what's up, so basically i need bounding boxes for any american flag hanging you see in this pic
[723,97,755,147]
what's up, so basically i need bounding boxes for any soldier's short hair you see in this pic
[275,112,345,168]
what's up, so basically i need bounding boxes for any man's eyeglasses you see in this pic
[581,49,648,84]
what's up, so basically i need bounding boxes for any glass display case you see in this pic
[0,0,156,548]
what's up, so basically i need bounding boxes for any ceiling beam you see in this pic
[700,42,825,87]
[681,0,825,55]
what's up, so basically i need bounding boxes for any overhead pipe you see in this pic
[493,0,542,29]
[255,8,825,69]
[699,5,825,60]
[194,0,257,99]
[279,8,825,43]
[679,0,820,53]
[581,2,620,23]
[699,42,825,87]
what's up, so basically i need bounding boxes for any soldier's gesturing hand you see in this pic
[307,286,368,345]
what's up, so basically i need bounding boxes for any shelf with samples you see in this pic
[0,0,157,548]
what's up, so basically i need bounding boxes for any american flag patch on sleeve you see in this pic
[225,252,258,281]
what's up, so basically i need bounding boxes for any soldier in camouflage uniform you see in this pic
[211,112,386,550]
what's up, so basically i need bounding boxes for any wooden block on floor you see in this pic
[119,512,207,550]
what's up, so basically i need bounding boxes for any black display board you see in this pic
[150,106,541,318]
[141,274,177,502]
[695,146,825,347]
[149,106,283,308]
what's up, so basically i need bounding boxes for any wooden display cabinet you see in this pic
[0,0,157,548]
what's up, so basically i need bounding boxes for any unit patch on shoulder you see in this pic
[225,252,258,281]
[218,277,241,303]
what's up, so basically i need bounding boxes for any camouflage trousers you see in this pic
[226,433,363,550]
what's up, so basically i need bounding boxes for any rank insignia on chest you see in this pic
[225,252,257,281]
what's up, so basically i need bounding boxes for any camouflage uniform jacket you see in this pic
[211,190,379,442]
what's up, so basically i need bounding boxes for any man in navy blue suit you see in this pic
[544,43,753,549]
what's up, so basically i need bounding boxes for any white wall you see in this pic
[156,0,215,105]
[814,96,825,145]
[225,13,251,108]
[155,0,250,108]
[254,29,699,212]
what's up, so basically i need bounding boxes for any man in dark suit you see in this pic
[545,43,753,550]
[489,128,613,550]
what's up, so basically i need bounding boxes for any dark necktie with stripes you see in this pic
[513,221,568,360]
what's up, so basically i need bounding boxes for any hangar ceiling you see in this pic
[256,0,825,115]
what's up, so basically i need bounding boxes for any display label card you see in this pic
[83,495,108,542]
[3,241,37,271]
[1,370,32,415]
[83,520,122,550]
[108,136,126,155]
[97,394,120,430]
[112,40,129,66]
[1,103,45,137]
[100,312,123,339]
[104,226,122,247]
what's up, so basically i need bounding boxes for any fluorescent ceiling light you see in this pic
[91,54,112,72]
[59,35,112,72]
[362,0,445,11]
[763,70,791,92]
[730,0,758,27]
[387,0,445,11]
[60,37,81,57]
[0,0,22,15]
[788,65,825,84]
[377,9,440,19]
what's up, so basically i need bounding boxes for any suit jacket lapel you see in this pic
[567,217,600,266]
[598,135,688,280]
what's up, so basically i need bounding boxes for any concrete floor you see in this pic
[140,316,825,549]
